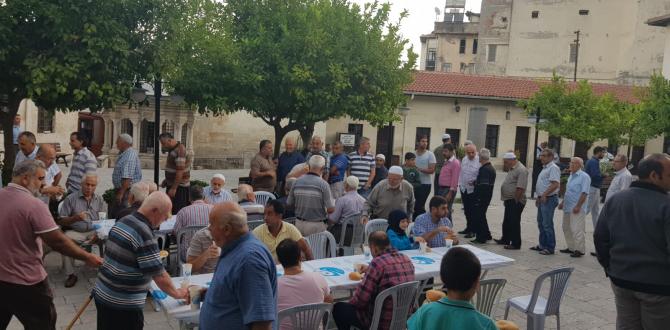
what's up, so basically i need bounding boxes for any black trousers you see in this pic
[96,300,144,330]
[170,185,191,214]
[461,191,477,233]
[0,279,56,330]
[473,199,492,241]
[501,199,525,247]
[413,184,432,218]
[333,302,365,330]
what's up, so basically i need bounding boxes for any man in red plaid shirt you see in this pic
[333,231,415,329]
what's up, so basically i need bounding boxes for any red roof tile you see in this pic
[404,71,639,103]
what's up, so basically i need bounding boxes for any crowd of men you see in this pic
[1,118,669,330]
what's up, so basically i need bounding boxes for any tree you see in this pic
[171,0,416,155]
[520,75,621,157]
[0,0,146,183]
[638,73,670,138]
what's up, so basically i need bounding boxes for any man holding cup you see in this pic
[412,196,457,248]
[57,174,107,288]
[92,192,188,330]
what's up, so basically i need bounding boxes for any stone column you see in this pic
[132,118,140,147]
[110,118,120,154]
[102,118,111,154]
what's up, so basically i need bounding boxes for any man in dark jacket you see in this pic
[471,148,496,244]
[594,153,670,330]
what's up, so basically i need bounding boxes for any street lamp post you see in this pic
[398,106,410,157]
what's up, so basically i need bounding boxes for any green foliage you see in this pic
[102,188,117,205]
[190,180,209,188]
[638,73,670,137]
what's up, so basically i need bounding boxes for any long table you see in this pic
[149,244,514,324]
[92,216,177,239]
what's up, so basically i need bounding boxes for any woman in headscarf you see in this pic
[386,209,425,250]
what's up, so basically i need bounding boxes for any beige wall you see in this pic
[0,99,78,154]
[420,21,479,73]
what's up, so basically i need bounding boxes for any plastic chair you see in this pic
[338,213,365,256]
[176,226,207,275]
[364,218,388,243]
[284,217,297,225]
[367,281,420,330]
[306,231,337,259]
[472,278,507,317]
[254,191,276,206]
[248,219,265,231]
[504,267,574,330]
[277,303,332,330]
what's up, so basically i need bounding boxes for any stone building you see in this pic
[474,0,667,85]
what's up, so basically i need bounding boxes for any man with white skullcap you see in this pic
[203,174,233,204]
[328,176,367,245]
[367,166,415,220]
[495,152,529,250]
[111,133,142,217]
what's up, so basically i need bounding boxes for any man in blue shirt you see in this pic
[12,114,22,154]
[584,146,605,230]
[277,137,305,196]
[200,202,277,330]
[412,196,455,248]
[558,157,591,258]
[328,141,349,199]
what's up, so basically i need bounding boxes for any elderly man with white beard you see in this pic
[366,166,416,220]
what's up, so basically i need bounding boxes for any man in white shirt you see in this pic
[458,144,480,237]
[605,154,633,202]
[35,144,65,204]
[413,136,436,218]
[14,131,39,168]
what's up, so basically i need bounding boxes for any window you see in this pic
[140,120,155,153]
[348,123,363,147]
[120,119,133,136]
[444,129,461,146]
[579,9,589,15]
[181,123,188,148]
[459,39,466,54]
[415,127,431,150]
[37,107,54,133]
[608,143,619,155]
[505,111,511,120]
[472,39,478,54]
[485,125,500,157]
[441,63,452,72]
[548,135,562,156]
[426,48,437,71]
[531,11,539,18]
[569,43,577,63]
[460,63,467,73]
[161,120,175,136]
[487,44,497,62]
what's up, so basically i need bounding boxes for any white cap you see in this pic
[503,152,517,160]
[442,133,451,140]
[389,166,404,176]
[212,174,226,181]
[375,154,386,160]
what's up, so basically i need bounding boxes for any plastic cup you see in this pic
[180,278,190,290]
[363,245,371,260]
[188,285,202,310]
[98,212,107,220]
[444,238,453,249]
[182,263,193,278]
[419,242,428,253]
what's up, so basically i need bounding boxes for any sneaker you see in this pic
[529,245,542,251]
[590,252,598,257]
[65,274,78,288]
[464,233,475,239]
[539,249,555,255]
[570,250,584,258]
[503,245,520,250]
[470,239,487,245]
[494,239,507,245]
[559,248,573,254]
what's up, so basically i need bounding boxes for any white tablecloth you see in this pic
[149,244,514,321]
[93,216,177,239]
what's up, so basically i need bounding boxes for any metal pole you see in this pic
[154,75,161,185]
[573,30,580,82]
[401,117,407,157]
[531,107,541,196]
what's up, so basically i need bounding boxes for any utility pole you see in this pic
[573,30,580,82]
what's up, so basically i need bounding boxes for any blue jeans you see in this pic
[537,195,559,252]
[357,188,370,199]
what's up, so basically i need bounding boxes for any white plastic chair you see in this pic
[306,231,337,259]
[366,281,420,330]
[504,267,574,330]
[337,213,365,256]
[254,191,276,206]
[364,218,388,243]
[278,303,332,330]
[472,278,507,317]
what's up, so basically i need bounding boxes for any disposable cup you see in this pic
[180,279,190,290]
[188,285,202,310]
[363,245,371,260]
[444,239,453,249]
[419,242,428,253]
[98,212,107,220]
[182,263,193,277]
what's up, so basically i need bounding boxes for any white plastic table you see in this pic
[92,216,177,239]
[149,244,514,326]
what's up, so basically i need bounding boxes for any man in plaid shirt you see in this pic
[333,231,415,329]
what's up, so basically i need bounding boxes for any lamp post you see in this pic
[131,78,162,186]
[527,108,546,196]
[398,106,410,156]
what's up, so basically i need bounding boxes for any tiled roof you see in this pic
[404,71,639,103]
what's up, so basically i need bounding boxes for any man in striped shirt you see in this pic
[173,186,214,234]
[347,137,376,198]
[159,132,192,214]
[287,155,335,236]
[112,133,142,216]
[66,131,98,193]
[93,192,188,330]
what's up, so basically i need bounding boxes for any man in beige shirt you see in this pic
[367,166,415,220]
[250,139,277,192]
[495,152,528,250]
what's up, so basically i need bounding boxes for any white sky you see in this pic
[349,0,482,62]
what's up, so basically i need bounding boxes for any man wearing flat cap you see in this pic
[495,152,528,250]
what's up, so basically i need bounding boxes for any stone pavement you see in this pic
[8,166,617,329]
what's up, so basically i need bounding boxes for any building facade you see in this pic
[420,12,480,74]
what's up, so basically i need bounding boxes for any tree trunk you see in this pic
[298,123,315,154]
[574,141,591,160]
[272,124,291,158]
[1,96,22,185]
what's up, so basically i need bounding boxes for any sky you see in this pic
[349,0,482,60]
